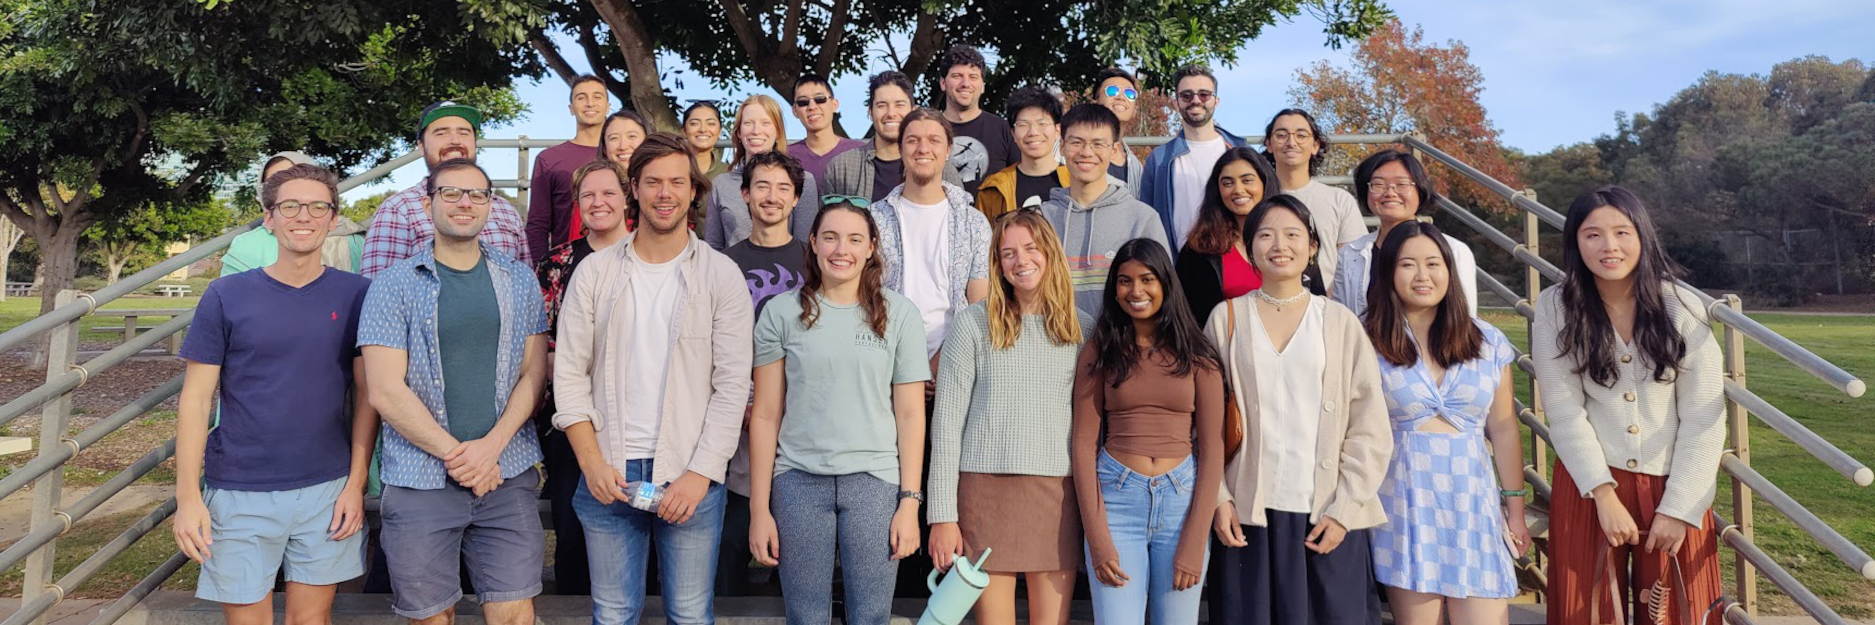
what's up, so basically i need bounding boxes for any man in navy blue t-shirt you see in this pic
[174,163,376,622]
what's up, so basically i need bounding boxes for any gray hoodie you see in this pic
[1038,183,1169,319]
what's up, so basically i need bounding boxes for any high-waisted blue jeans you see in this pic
[1084,449,1207,625]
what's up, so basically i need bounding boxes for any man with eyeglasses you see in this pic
[1091,68,1146,191]
[823,71,964,202]
[937,45,1015,195]
[359,157,550,625]
[175,163,377,625]
[1040,103,1169,319]
[525,75,611,266]
[361,101,530,279]
[1138,64,1248,252]
[221,151,369,275]
[786,73,866,182]
[974,85,1069,219]
[1265,108,1368,281]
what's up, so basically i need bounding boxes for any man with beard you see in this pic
[938,45,1016,195]
[359,158,549,625]
[823,71,963,202]
[552,132,754,625]
[1138,65,1248,252]
[525,75,611,264]
[362,102,530,278]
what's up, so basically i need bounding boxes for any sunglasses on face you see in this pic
[794,95,830,108]
[1103,85,1138,101]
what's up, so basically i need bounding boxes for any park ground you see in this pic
[0,295,1868,617]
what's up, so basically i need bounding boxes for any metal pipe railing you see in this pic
[0,375,183,502]
[1725,381,1872,486]
[1722,454,1875,580]
[1714,512,1854,625]
[1400,134,1566,227]
[0,312,193,429]
[1,499,178,625]
[0,439,176,573]
[89,551,189,625]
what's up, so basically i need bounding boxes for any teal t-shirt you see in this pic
[437,257,501,442]
[754,289,930,484]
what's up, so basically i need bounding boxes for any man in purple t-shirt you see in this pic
[174,163,376,622]
[786,73,865,183]
[525,74,611,262]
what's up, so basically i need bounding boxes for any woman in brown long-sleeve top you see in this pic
[1072,238,1225,625]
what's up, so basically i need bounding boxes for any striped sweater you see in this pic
[1037,184,1169,320]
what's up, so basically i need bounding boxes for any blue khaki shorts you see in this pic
[380,468,544,619]
[196,476,367,604]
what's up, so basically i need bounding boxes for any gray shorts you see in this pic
[380,468,544,619]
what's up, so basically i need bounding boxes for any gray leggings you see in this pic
[771,470,900,625]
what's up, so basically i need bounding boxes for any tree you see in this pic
[1289,20,1521,211]
[515,0,1391,133]
[0,0,534,324]
[0,218,19,300]
[86,198,233,284]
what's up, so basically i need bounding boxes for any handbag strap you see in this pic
[1587,532,1697,625]
[1225,299,1246,454]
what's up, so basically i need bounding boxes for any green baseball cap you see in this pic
[417,101,484,138]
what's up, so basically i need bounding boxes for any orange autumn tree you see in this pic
[1290,20,1521,212]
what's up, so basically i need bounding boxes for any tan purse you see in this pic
[1222,299,1246,462]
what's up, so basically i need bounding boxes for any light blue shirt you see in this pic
[357,243,548,489]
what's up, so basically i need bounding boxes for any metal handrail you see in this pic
[1722,455,1875,580]
[1715,511,1855,625]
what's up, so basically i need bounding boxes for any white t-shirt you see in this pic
[1248,296,1327,514]
[1170,136,1229,250]
[896,197,953,357]
[621,251,681,459]
[1280,179,1369,280]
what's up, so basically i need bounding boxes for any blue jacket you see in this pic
[1138,127,1250,246]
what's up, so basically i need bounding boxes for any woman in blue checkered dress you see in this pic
[1362,222,1531,624]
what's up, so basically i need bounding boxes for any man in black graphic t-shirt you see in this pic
[938,45,1015,196]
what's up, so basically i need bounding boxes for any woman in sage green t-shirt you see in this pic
[747,201,930,625]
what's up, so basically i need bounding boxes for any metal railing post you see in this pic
[1520,188,1549,593]
[515,134,531,217]
[1725,293,1758,615]
[23,290,79,625]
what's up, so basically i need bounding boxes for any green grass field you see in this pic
[0,296,199,344]
[1486,311,1875,617]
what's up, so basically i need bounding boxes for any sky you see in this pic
[342,0,1875,200]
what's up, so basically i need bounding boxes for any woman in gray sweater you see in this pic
[927,210,1089,625]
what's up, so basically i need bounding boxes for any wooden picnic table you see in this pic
[91,308,187,355]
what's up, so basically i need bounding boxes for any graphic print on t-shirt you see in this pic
[949,136,988,187]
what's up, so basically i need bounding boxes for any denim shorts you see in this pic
[380,468,544,619]
[196,476,366,604]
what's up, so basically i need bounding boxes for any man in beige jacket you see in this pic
[550,133,755,625]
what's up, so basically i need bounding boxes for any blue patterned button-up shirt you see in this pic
[357,242,548,489]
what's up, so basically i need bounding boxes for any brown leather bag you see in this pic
[1588,532,1693,625]
[1222,299,1245,462]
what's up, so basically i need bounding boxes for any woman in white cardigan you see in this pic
[1533,185,1726,625]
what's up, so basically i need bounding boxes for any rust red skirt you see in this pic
[1547,463,1725,625]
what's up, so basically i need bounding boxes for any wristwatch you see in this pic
[898,490,924,503]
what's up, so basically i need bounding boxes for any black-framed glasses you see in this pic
[432,186,493,205]
[820,194,872,209]
[1176,90,1216,102]
[1103,85,1138,100]
[793,95,830,108]
[270,200,335,218]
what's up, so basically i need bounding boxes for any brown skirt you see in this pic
[957,472,1082,573]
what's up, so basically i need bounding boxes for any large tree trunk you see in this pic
[105,252,128,285]
[587,0,679,131]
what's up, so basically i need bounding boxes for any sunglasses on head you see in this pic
[1103,85,1138,100]
[820,194,872,209]
[794,95,830,108]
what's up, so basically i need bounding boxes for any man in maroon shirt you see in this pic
[525,74,610,263]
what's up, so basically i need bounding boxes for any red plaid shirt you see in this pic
[360,180,531,278]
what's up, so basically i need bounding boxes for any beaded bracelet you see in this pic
[1500,488,1529,499]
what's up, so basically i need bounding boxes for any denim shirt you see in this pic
[358,243,548,489]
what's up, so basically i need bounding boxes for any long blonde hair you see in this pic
[730,94,790,166]
[986,210,1081,349]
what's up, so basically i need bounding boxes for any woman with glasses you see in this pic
[1205,195,1390,625]
[1363,221,1528,625]
[1091,68,1144,191]
[748,201,930,625]
[928,211,1088,625]
[1262,109,1367,283]
[683,101,731,180]
[703,94,821,250]
[1330,149,1479,318]
[1073,238,1224,624]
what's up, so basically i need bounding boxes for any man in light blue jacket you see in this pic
[1137,64,1248,252]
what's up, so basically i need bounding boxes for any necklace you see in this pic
[1254,288,1307,312]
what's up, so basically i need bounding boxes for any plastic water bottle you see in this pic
[623,481,664,512]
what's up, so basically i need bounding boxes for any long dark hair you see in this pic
[596,109,652,160]
[798,202,890,338]
[1088,238,1219,386]
[1364,222,1482,368]
[1239,195,1327,295]
[1558,186,1686,387]
[1185,147,1276,256]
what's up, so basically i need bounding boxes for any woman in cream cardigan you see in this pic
[1203,194,1392,625]
[1533,186,1725,625]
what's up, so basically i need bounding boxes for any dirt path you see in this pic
[0,485,170,543]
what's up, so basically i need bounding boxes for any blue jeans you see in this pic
[573,459,727,625]
[1084,449,1207,625]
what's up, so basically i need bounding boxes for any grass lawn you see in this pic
[1486,310,1875,618]
[0,503,198,599]
[0,296,199,345]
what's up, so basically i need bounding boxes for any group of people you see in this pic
[175,43,1730,625]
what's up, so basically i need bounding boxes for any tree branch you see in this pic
[716,0,769,68]
[588,0,679,130]
[780,0,803,59]
[576,20,632,105]
[871,9,904,70]
[901,8,942,78]
[812,0,850,78]
[530,29,579,85]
